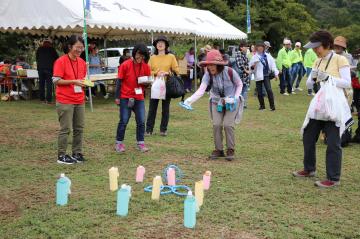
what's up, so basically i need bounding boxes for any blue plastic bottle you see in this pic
[184,191,196,229]
[116,185,130,217]
[56,173,70,206]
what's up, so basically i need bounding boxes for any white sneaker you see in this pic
[104,93,110,99]
[295,87,303,91]
[292,88,295,92]
[283,93,289,96]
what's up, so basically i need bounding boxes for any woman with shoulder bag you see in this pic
[183,50,243,161]
[145,36,179,136]
[293,30,352,188]
[249,41,279,111]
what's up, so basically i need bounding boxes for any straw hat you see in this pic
[334,36,347,49]
[204,45,212,52]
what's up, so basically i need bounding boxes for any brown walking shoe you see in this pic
[209,150,225,160]
[225,149,235,161]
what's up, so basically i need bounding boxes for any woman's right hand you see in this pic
[73,80,86,87]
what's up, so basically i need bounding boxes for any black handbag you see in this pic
[166,73,185,98]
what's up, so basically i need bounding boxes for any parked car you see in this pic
[99,46,154,72]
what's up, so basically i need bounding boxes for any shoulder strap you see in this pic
[227,67,234,84]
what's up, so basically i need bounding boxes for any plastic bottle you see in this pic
[151,176,162,200]
[136,166,145,182]
[195,180,204,211]
[167,168,176,186]
[56,173,71,206]
[121,184,132,198]
[203,171,211,190]
[109,167,119,191]
[184,191,196,229]
[116,184,130,217]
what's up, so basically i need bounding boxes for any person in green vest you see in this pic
[276,39,293,95]
[304,48,318,95]
[290,42,306,92]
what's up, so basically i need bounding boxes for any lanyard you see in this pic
[316,52,333,72]
[68,55,79,79]
[132,60,142,79]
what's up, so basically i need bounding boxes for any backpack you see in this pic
[205,67,234,92]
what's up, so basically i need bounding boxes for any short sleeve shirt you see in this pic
[313,53,349,78]
[53,55,87,104]
[118,59,151,100]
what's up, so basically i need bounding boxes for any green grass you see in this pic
[1,82,360,239]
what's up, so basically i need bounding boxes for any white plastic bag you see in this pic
[151,76,166,100]
[301,76,351,135]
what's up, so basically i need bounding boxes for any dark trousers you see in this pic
[38,69,53,102]
[146,98,171,133]
[303,119,342,181]
[256,76,275,109]
[116,99,145,143]
[280,67,292,94]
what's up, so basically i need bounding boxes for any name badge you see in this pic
[135,87,143,95]
[74,85,83,93]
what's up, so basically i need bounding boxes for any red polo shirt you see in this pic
[118,59,151,100]
[53,55,87,104]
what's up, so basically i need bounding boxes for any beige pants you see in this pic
[210,103,238,151]
[56,103,85,156]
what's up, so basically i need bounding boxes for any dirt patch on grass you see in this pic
[0,196,20,220]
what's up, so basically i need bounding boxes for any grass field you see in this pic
[1,82,360,239]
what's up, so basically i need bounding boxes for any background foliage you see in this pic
[0,0,359,62]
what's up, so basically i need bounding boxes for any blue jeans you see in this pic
[280,67,292,94]
[116,99,145,144]
[291,62,306,88]
[241,83,249,107]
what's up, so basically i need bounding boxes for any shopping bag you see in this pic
[151,76,166,100]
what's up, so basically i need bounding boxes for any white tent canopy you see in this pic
[0,0,247,40]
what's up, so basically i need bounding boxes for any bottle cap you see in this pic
[60,173,65,177]
[121,184,127,189]
[187,191,193,196]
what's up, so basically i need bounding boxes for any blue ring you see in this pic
[171,185,191,197]
[144,185,173,195]
[162,165,183,183]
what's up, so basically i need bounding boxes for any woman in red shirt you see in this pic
[115,44,151,153]
[52,35,87,164]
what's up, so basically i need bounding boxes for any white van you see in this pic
[99,46,154,72]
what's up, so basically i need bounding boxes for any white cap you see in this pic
[60,173,65,177]
[187,191,193,196]
[295,42,301,47]
[283,39,292,45]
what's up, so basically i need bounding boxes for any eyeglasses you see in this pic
[73,46,85,51]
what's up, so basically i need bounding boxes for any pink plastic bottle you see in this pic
[203,171,211,190]
[136,166,145,183]
[167,168,176,186]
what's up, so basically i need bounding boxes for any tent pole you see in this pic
[222,40,225,49]
[194,35,198,90]
[82,0,93,112]
[151,31,154,45]
[104,38,108,69]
